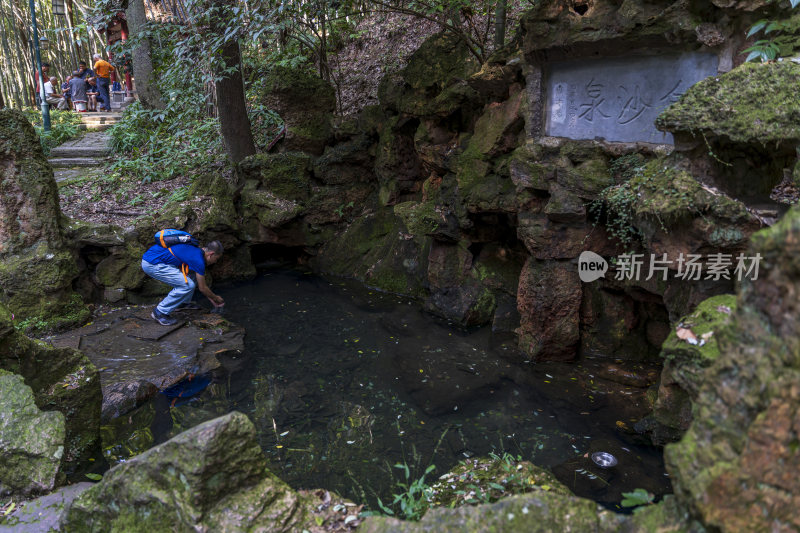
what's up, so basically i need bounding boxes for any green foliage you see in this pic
[621,488,655,512]
[22,108,83,156]
[590,180,642,248]
[108,101,223,183]
[744,0,800,62]
[376,463,436,521]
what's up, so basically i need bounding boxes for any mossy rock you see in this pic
[626,159,752,229]
[429,455,571,509]
[648,294,737,442]
[313,208,428,297]
[665,205,800,530]
[240,183,304,231]
[0,370,66,498]
[660,294,737,380]
[0,304,101,475]
[238,152,313,203]
[259,66,335,154]
[360,491,623,532]
[657,62,800,145]
[0,245,82,323]
[63,412,321,532]
[520,0,698,53]
[0,109,82,322]
[94,243,147,291]
[380,32,482,117]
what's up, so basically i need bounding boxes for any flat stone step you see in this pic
[48,157,107,168]
[77,123,114,132]
[50,146,111,157]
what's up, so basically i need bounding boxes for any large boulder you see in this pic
[62,412,344,532]
[259,66,336,155]
[0,109,84,323]
[0,303,101,475]
[0,370,65,498]
[657,62,800,197]
[665,206,800,531]
[378,32,481,117]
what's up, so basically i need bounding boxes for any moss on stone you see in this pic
[394,201,442,238]
[0,304,100,476]
[429,455,571,509]
[238,152,313,202]
[313,208,428,298]
[661,294,737,368]
[94,244,147,291]
[628,159,750,227]
[657,62,800,145]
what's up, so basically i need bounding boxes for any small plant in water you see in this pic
[376,463,436,521]
[621,487,655,513]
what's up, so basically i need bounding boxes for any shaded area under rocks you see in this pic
[47,307,244,422]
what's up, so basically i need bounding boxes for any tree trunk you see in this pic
[126,0,163,108]
[215,38,257,165]
[494,0,507,51]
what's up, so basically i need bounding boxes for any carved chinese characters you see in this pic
[546,53,718,143]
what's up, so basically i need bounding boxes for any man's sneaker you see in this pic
[151,308,177,326]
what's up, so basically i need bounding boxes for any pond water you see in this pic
[102,269,671,511]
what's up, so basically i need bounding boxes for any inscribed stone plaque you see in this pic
[545,53,718,143]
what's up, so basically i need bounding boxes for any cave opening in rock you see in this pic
[250,243,308,270]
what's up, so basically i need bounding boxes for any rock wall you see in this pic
[0,109,86,326]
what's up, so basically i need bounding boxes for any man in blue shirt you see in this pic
[141,240,225,325]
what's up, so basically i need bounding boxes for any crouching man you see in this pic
[141,238,225,326]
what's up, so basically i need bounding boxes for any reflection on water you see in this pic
[102,269,671,511]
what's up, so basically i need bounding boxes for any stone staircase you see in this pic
[75,111,122,132]
[49,112,121,180]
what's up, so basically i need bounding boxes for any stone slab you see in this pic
[0,482,94,532]
[545,53,718,143]
[47,307,245,421]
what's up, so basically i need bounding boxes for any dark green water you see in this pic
[103,269,671,510]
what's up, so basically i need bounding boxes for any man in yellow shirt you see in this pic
[92,53,115,111]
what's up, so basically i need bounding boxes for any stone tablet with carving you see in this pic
[546,53,718,143]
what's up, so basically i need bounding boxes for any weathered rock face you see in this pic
[62,412,346,532]
[259,66,336,155]
[639,293,737,445]
[0,304,101,475]
[0,109,84,323]
[665,206,800,532]
[0,370,65,498]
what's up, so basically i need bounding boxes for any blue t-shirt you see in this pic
[142,244,205,275]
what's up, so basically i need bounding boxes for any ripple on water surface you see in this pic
[103,269,671,511]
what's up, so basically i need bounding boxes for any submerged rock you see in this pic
[0,371,65,498]
[62,412,345,532]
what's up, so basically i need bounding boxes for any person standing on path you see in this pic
[141,239,225,326]
[92,54,114,111]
